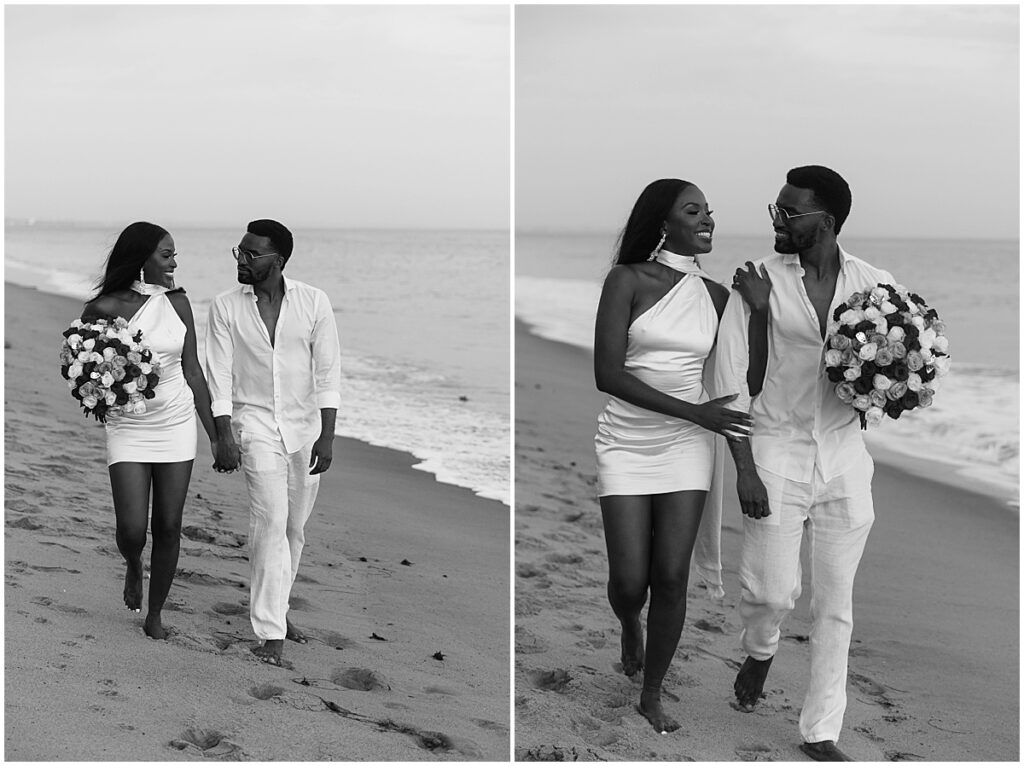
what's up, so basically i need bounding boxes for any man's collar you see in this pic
[782,243,851,270]
[242,275,293,296]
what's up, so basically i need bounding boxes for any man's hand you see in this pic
[737,468,771,518]
[212,438,240,473]
[309,435,334,475]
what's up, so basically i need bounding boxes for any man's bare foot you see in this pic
[799,740,853,761]
[734,655,773,711]
[285,617,308,644]
[620,618,644,677]
[144,612,168,640]
[123,558,143,612]
[251,639,284,666]
[638,686,680,734]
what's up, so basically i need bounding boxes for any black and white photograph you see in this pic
[5,4,510,760]
[514,4,1018,761]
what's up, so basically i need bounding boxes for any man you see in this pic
[714,166,894,761]
[204,219,341,666]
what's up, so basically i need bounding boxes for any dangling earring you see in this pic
[138,267,146,285]
[648,230,667,261]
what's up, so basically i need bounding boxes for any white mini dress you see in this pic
[105,290,197,466]
[595,261,718,496]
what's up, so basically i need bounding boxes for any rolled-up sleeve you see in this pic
[311,292,342,411]
[713,290,752,413]
[204,298,235,418]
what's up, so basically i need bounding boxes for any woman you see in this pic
[593,179,753,733]
[81,222,230,640]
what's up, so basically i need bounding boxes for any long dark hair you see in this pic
[613,179,694,265]
[91,222,169,299]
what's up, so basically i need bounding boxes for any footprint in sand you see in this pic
[544,552,584,566]
[175,569,246,588]
[516,563,546,579]
[168,728,241,758]
[311,629,357,650]
[849,672,896,708]
[7,517,45,531]
[211,602,248,616]
[735,742,777,761]
[288,595,315,611]
[332,667,390,691]
[527,668,572,692]
[31,596,87,615]
[98,679,119,698]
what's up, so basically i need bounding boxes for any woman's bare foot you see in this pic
[620,617,644,677]
[123,558,143,612]
[285,617,308,644]
[734,655,773,711]
[144,612,168,640]
[638,686,679,733]
[252,639,284,666]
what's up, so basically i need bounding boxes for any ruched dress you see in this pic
[595,269,718,496]
[105,291,197,465]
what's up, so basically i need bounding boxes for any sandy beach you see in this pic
[514,319,1019,762]
[4,283,510,761]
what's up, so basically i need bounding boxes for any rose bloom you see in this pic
[865,406,885,427]
[910,315,926,331]
[136,375,148,391]
[67,333,83,346]
[872,374,893,391]
[100,372,115,388]
[906,351,924,371]
[839,309,861,326]
[918,388,934,407]
[824,349,843,367]
[830,333,851,351]
[105,391,118,406]
[843,366,861,381]
[82,395,99,410]
[934,356,951,377]
[869,390,887,408]
[889,341,907,359]
[887,380,909,400]
[931,319,946,334]
[127,351,143,364]
[847,292,865,307]
[826,322,840,338]
[933,335,949,354]
[869,286,888,303]
[68,361,84,379]
[835,382,856,402]
[131,400,147,415]
[851,394,871,411]
[124,380,138,394]
[864,305,882,321]
[918,327,936,350]
[887,326,906,343]
[874,348,894,366]
[906,372,922,391]
[858,342,878,361]
[880,300,898,315]
[112,367,127,382]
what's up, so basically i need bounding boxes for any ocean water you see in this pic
[516,231,1019,505]
[6,222,510,506]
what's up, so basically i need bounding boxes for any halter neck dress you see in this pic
[105,287,197,466]
[595,251,719,496]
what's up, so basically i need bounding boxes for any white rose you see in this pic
[139,362,152,375]
[839,309,860,326]
[82,338,96,351]
[102,347,117,361]
[824,349,843,367]
[880,300,898,315]
[843,366,861,381]
[858,342,878,361]
[67,333,83,346]
[82,395,99,410]
[911,315,925,331]
[865,407,885,427]
[864,306,881,321]
[874,319,889,335]
[934,356,951,377]
[131,400,147,415]
[105,392,117,406]
[918,327,936,350]
[873,374,893,391]
[100,372,115,388]
[906,372,922,391]
[933,335,949,354]
[77,351,92,363]
[887,326,905,343]
[920,347,933,363]
[124,380,138,394]
[68,362,84,379]
[852,395,871,411]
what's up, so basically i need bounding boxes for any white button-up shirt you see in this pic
[204,276,341,454]
[713,246,895,483]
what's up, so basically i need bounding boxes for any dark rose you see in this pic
[901,390,920,410]
[143,389,156,400]
[889,361,909,381]
[827,366,846,383]
[884,400,904,419]
[854,377,873,394]
[855,320,876,335]
[861,361,878,377]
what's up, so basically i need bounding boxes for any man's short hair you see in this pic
[247,219,294,266]
[786,165,852,235]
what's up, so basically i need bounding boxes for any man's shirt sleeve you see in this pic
[204,297,235,418]
[713,289,753,413]
[311,291,342,411]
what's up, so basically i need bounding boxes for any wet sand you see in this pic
[4,283,510,761]
[514,319,1019,762]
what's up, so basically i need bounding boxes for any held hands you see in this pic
[309,435,334,475]
[732,261,772,314]
[212,438,240,473]
[737,468,771,519]
[694,394,753,441]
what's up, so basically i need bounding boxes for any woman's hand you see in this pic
[732,261,772,315]
[692,394,753,440]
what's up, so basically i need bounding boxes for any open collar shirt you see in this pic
[713,246,895,483]
[204,276,341,454]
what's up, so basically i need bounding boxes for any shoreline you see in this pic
[4,282,510,760]
[514,318,1019,761]
[516,317,1019,511]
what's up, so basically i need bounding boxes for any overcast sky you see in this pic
[5,5,509,229]
[516,4,1019,240]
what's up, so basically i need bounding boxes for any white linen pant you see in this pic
[738,449,874,744]
[239,432,320,641]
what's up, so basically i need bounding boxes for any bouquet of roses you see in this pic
[60,317,162,423]
[824,283,949,428]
